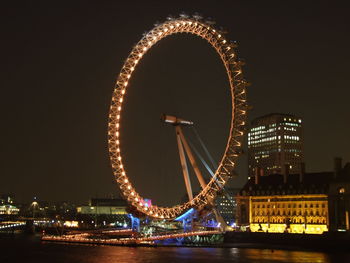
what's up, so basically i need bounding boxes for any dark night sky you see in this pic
[1,0,349,205]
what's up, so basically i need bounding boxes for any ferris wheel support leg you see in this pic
[212,206,228,232]
[177,127,207,190]
[176,126,193,201]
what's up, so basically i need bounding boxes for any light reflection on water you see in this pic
[50,244,346,263]
[1,236,350,263]
[232,248,329,263]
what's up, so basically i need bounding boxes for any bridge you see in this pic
[0,221,26,231]
[0,218,56,232]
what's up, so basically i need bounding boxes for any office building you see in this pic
[0,194,19,215]
[77,198,130,228]
[248,113,303,176]
[215,188,240,225]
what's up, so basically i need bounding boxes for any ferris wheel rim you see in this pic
[108,16,247,220]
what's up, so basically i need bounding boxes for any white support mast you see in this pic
[162,114,229,231]
[175,125,193,201]
[162,114,201,201]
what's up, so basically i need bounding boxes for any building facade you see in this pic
[248,113,303,176]
[215,188,240,225]
[328,158,350,231]
[77,198,130,228]
[0,194,19,216]
[236,173,330,234]
[236,159,350,234]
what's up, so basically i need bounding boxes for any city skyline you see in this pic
[1,1,349,204]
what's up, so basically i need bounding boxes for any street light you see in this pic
[31,200,39,219]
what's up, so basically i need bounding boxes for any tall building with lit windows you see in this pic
[248,113,303,177]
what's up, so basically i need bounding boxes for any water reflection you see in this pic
[236,248,329,263]
[1,236,350,263]
[76,246,341,263]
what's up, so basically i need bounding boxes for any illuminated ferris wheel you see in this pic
[108,14,248,220]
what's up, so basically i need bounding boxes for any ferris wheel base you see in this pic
[174,207,229,232]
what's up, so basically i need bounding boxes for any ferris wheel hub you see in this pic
[161,114,194,126]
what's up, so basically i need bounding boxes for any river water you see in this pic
[1,234,350,263]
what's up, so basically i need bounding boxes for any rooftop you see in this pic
[239,163,350,197]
